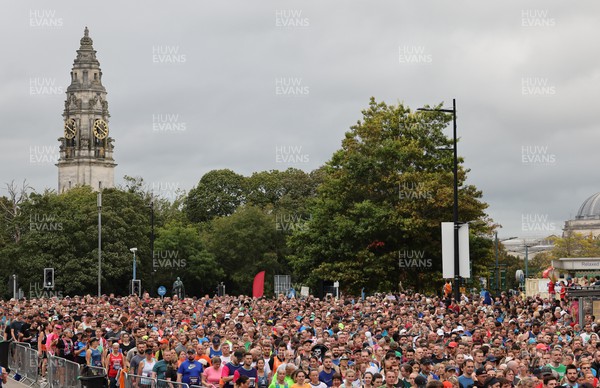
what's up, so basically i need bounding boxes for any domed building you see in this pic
[563,192,600,238]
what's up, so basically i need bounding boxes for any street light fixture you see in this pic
[418,99,459,300]
[503,239,552,280]
[149,197,155,296]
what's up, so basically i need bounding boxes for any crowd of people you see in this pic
[0,282,597,388]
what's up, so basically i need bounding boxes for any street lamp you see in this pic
[130,247,138,281]
[149,198,155,296]
[418,99,459,300]
[503,239,552,280]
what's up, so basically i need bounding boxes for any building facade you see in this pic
[56,27,116,192]
[563,192,600,238]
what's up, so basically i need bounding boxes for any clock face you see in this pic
[93,119,109,140]
[64,118,77,139]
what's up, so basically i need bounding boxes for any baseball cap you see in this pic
[476,368,487,376]
[540,366,553,376]
[187,348,196,354]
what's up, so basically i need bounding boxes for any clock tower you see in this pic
[57,27,116,192]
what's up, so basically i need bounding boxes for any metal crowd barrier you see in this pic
[9,342,38,386]
[80,364,107,376]
[156,379,191,388]
[47,354,81,388]
[123,371,157,388]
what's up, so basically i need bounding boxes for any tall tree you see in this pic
[185,169,246,223]
[288,98,489,294]
[202,206,286,295]
[2,186,150,296]
[152,221,224,296]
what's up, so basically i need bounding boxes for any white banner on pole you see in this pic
[459,223,470,278]
[441,222,471,279]
[441,222,454,278]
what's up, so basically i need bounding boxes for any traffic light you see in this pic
[131,280,141,296]
[44,268,54,289]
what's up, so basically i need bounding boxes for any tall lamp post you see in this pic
[130,247,138,285]
[504,239,552,286]
[149,199,155,296]
[418,99,459,300]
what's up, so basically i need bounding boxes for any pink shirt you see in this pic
[204,366,223,386]
[45,333,59,355]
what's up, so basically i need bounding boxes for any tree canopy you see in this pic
[0,98,496,298]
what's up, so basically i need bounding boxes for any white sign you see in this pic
[441,222,471,278]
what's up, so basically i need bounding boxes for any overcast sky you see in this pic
[1,1,599,240]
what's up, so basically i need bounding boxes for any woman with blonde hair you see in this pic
[446,376,459,388]
[515,377,536,388]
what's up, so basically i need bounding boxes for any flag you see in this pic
[252,271,265,298]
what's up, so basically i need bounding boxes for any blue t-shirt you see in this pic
[319,369,336,387]
[177,359,204,385]
[458,375,474,388]
[75,341,87,362]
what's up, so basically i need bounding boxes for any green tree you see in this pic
[528,233,600,278]
[1,187,150,297]
[185,169,246,223]
[552,233,600,258]
[152,221,224,296]
[288,98,489,294]
[202,206,286,295]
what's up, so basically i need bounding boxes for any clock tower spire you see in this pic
[57,27,116,192]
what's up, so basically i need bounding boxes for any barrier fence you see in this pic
[124,371,156,388]
[122,372,191,388]
[156,379,191,388]
[81,364,106,376]
[47,354,82,388]
[9,342,38,386]
[3,344,198,388]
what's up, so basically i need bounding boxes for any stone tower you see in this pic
[57,27,116,192]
